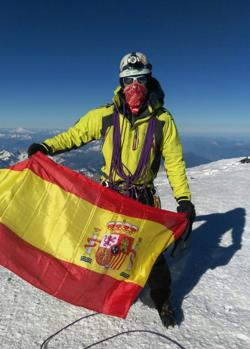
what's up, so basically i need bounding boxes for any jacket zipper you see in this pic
[132,127,139,150]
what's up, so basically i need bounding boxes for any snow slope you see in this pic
[0,158,250,349]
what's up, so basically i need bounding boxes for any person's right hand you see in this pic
[27,143,50,158]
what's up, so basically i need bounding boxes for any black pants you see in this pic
[147,254,171,309]
[112,185,172,309]
[135,188,171,309]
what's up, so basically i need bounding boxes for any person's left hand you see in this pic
[177,200,196,223]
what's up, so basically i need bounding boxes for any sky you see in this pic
[0,0,249,135]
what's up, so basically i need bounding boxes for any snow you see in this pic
[10,128,34,134]
[1,157,250,348]
[0,150,14,161]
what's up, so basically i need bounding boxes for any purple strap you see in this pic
[109,109,156,194]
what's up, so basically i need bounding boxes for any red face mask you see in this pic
[123,81,148,115]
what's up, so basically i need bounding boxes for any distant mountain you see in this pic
[1,129,250,173]
[0,150,15,167]
[181,135,250,161]
[0,129,60,152]
[8,127,35,134]
[53,144,103,178]
[183,152,210,167]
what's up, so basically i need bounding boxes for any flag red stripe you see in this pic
[9,153,187,239]
[0,223,141,318]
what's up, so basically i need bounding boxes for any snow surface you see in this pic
[0,151,14,161]
[1,158,250,349]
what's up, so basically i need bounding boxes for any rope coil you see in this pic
[40,313,186,349]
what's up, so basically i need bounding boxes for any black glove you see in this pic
[27,143,50,158]
[177,200,196,223]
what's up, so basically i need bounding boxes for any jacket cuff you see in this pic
[42,143,53,155]
[176,196,190,203]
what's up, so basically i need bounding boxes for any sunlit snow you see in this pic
[1,158,250,348]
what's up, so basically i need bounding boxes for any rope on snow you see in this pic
[40,313,186,349]
[83,329,186,349]
[40,313,98,349]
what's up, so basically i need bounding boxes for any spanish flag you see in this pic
[0,152,188,318]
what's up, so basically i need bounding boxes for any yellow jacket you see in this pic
[44,86,191,202]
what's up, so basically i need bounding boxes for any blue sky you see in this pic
[0,0,249,135]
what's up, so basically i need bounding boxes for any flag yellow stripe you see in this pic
[0,168,174,287]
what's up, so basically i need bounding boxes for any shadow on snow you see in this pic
[168,207,246,324]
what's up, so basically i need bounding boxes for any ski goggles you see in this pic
[122,75,148,86]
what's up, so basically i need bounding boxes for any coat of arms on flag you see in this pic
[81,221,141,277]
